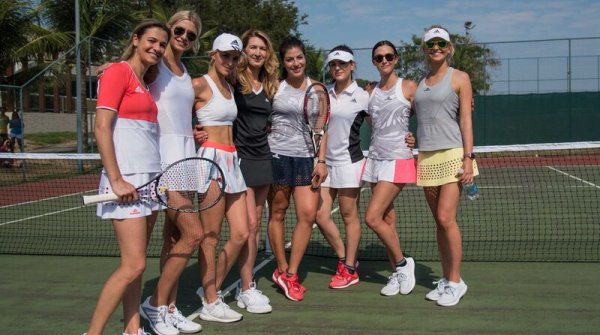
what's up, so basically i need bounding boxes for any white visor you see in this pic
[423,28,450,42]
[326,50,354,64]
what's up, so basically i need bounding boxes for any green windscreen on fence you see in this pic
[1,142,599,262]
[359,92,600,148]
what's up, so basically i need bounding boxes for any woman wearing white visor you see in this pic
[314,46,368,289]
[414,25,478,307]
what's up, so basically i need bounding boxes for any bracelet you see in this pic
[317,159,326,164]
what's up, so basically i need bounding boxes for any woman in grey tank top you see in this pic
[413,25,479,307]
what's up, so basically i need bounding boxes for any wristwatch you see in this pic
[464,152,476,160]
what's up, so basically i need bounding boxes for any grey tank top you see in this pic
[414,67,462,151]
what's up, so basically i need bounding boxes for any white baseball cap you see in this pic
[423,27,450,42]
[212,33,243,52]
[326,50,354,64]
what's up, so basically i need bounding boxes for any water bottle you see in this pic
[458,169,480,200]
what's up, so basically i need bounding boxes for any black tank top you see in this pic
[233,84,272,159]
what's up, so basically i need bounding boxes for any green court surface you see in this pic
[1,254,599,335]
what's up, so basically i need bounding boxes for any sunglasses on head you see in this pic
[373,53,396,63]
[173,26,197,42]
[425,39,448,49]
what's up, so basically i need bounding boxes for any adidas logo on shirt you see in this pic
[134,85,144,93]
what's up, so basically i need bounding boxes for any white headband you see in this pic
[423,28,450,42]
[326,50,354,64]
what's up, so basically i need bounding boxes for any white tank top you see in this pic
[268,78,314,157]
[367,79,413,160]
[195,75,237,126]
[149,59,194,137]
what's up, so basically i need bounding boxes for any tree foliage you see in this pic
[396,34,500,95]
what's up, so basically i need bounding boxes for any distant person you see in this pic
[413,25,479,307]
[0,138,12,167]
[363,40,417,297]
[0,107,9,143]
[8,111,23,153]
[84,19,169,335]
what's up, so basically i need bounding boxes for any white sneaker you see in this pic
[168,304,202,333]
[436,279,468,307]
[380,257,416,296]
[425,278,448,301]
[199,296,243,323]
[236,282,273,314]
[139,297,180,335]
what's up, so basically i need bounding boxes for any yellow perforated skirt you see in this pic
[417,147,479,187]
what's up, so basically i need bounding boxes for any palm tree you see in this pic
[35,0,140,151]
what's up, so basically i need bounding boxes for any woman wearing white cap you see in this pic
[363,40,417,298]
[414,25,478,307]
[192,32,248,322]
[313,45,367,289]
[267,36,328,302]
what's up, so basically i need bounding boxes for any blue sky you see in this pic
[293,0,600,86]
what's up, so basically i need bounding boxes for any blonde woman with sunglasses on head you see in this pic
[363,40,418,298]
[137,11,204,335]
[414,25,479,307]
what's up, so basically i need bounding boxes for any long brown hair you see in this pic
[237,29,279,100]
[121,19,170,61]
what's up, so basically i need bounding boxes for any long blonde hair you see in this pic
[167,10,202,53]
[237,29,279,100]
[121,19,170,61]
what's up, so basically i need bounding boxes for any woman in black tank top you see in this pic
[232,29,279,314]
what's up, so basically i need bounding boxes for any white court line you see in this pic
[0,205,87,226]
[546,166,600,189]
[187,186,368,320]
[0,189,94,209]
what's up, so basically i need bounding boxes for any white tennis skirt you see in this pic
[321,159,366,188]
[197,141,247,194]
[160,135,196,168]
[96,171,162,219]
[362,157,417,184]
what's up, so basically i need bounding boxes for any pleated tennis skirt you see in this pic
[417,147,479,187]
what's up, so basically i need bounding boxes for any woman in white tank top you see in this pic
[364,40,418,297]
[138,11,204,334]
[191,33,247,322]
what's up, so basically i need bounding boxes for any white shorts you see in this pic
[321,159,366,188]
[160,135,196,168]
[96,172,162,219]
[197,142,247,194]
[362,157,417,184]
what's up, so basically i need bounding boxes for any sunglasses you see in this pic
[173,26,197,42]
[425,40,448,49]
[373,53,396,63]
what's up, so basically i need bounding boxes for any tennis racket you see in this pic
[83,157,225,213]
[303,82,331,188]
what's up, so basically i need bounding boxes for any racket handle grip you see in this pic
[83,193,119,205]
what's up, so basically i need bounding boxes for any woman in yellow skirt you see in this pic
[413,25,479,307]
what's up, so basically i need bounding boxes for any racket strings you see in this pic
[158,158,225,212]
